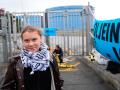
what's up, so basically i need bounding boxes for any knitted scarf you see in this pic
[20,43,50,74]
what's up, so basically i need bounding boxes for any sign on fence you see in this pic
[43,28,56,36]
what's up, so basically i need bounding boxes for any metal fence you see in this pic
[0,5,94,63]
[46,6,94,56]
[0,15,9,63]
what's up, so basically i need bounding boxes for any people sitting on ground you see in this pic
[53,45,64,64]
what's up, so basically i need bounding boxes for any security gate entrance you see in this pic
[44,6,94,56]
[0,5,94,62]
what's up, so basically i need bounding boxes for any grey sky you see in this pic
[0,0,120,20]
[0,0,91,12]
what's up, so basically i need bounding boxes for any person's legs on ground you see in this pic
[59,56,63,64]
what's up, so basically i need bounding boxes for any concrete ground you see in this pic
[61,56,118,90]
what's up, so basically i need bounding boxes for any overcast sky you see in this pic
[0,0,120,20]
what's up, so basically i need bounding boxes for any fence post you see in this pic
[12,14,18,54]
[85,3,91,55]
[6,12,12,57]
[81,12,85,56]
[1,15,8,62]
[64,11,69,56]
[44,12,50,46]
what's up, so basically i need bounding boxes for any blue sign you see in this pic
[94,18,120,64]
[43,28,56,36]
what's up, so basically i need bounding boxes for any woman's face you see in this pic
[22,31,42,53]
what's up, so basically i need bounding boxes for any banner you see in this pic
[94,18,120,64]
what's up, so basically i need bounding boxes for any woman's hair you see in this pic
[21,25,42,39]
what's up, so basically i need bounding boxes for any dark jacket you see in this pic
[1,55,63,90]
[53,48,63,57]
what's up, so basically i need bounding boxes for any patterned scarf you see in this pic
[20,43,50,74]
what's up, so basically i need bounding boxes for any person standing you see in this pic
[1,25,62,90]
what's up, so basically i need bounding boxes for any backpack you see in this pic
[106,61,120,74]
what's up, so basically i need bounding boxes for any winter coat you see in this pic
[1,55,63,90]
[53,48,63,57]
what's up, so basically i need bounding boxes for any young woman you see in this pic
[1,25,63,90]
